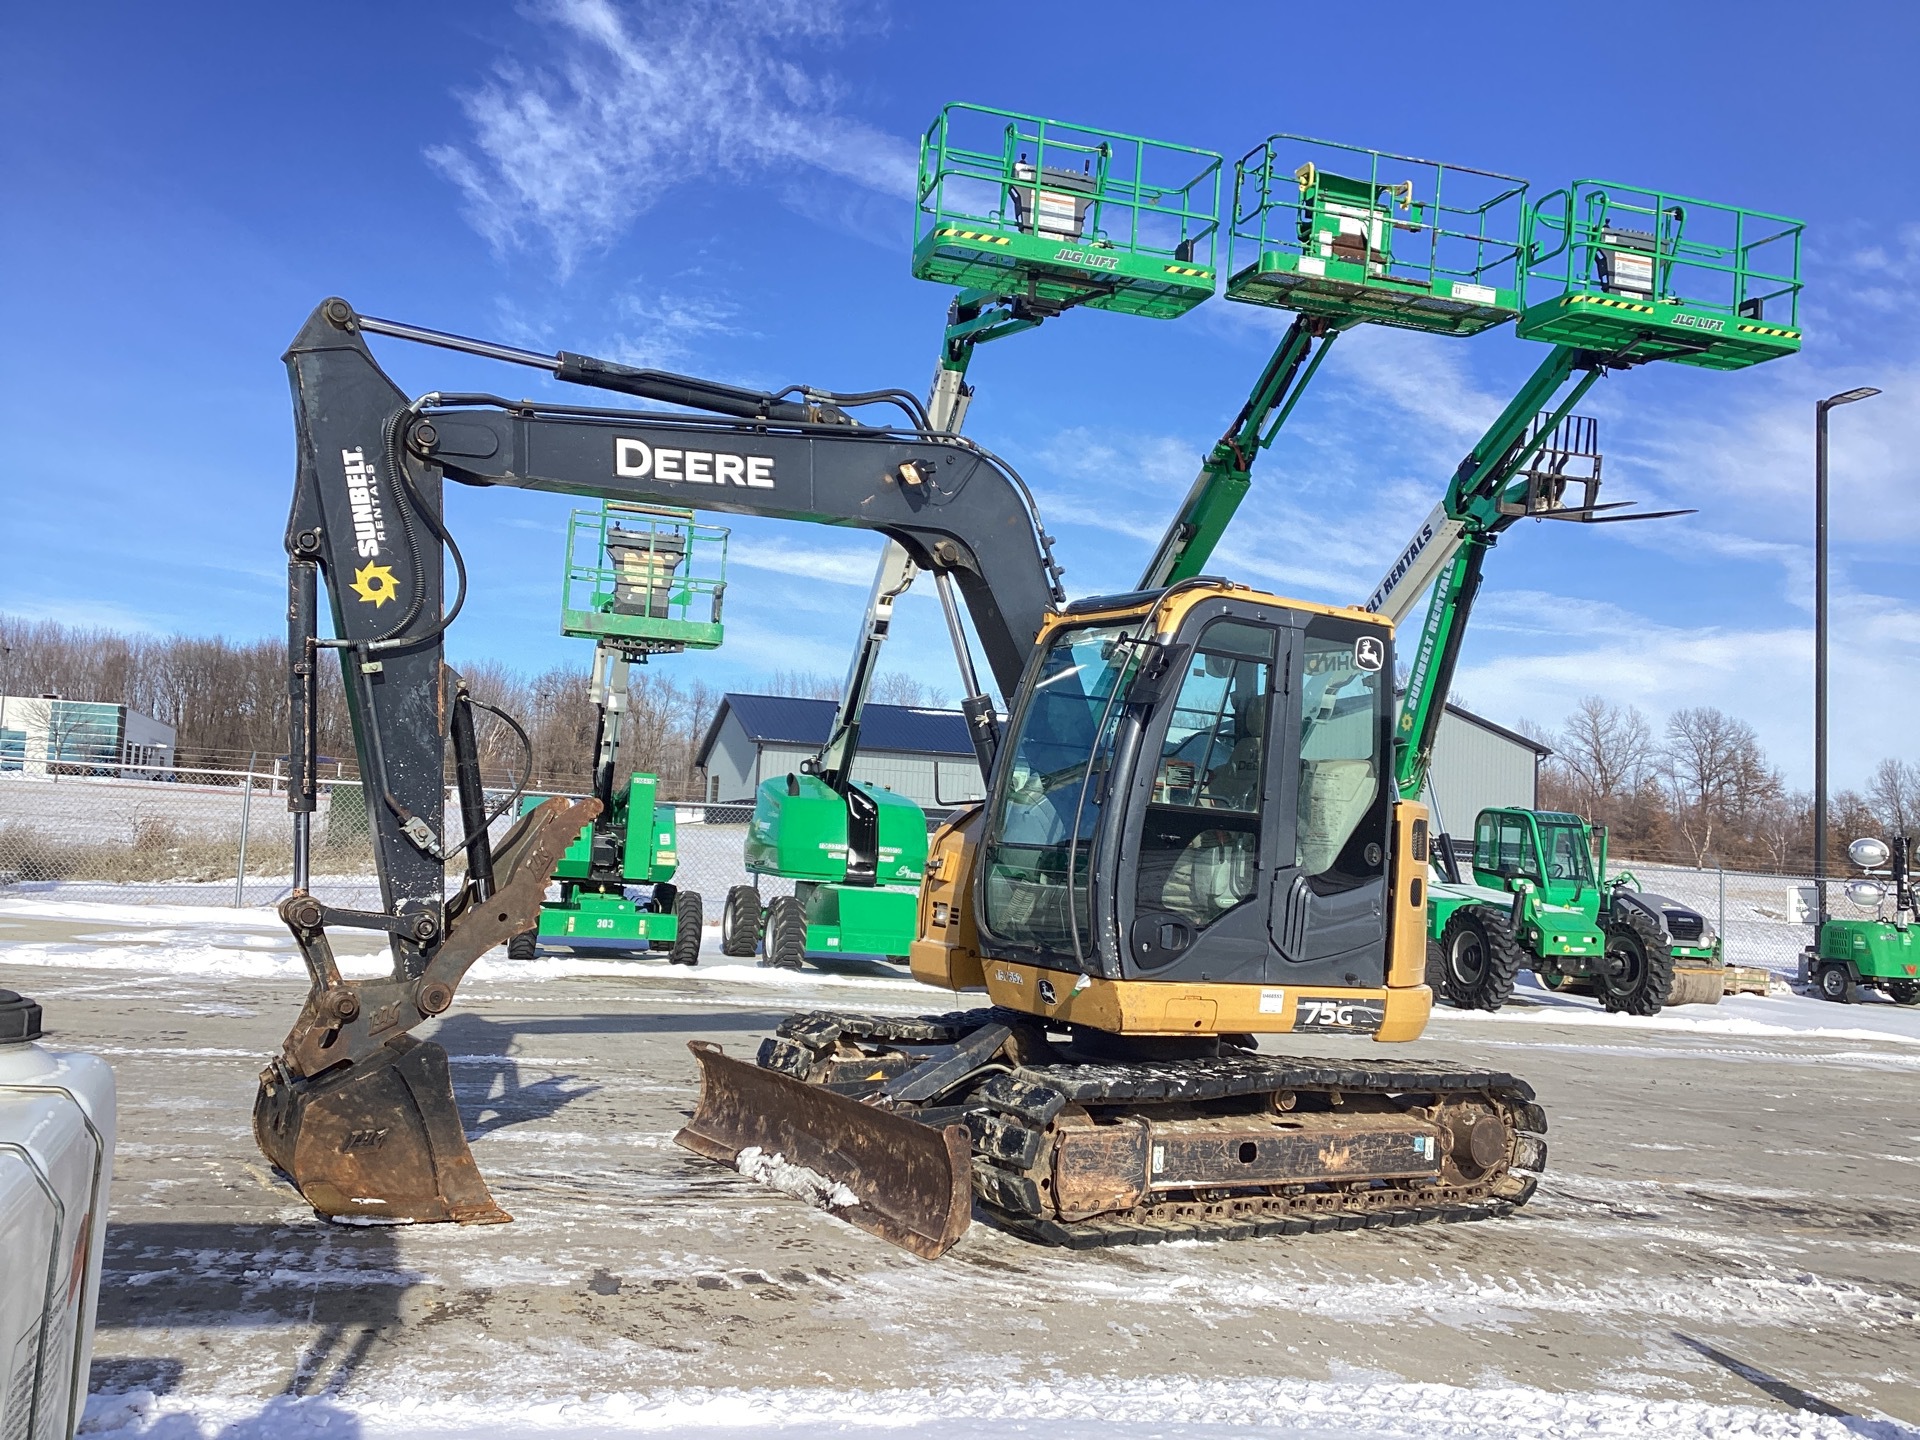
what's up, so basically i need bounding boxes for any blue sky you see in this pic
[3,0,1916,789]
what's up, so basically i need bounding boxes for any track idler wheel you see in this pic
[254,1034,510,1225]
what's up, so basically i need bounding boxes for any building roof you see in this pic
[696,693,977,768]
[1443,701,1553,757]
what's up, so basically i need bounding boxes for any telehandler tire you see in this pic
[1425,939,1446,994]
[669,890,703,966]
[763,896,807,971]
[507,930,538,961]
[721,885,762,957]
[1599,906,1673,1016]
[1438,906,1524,1012]
[1889,979,1920,1006]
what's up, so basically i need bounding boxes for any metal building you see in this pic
[0,695,176,778]
[696,693,986,811]
[1424,703,1551,842]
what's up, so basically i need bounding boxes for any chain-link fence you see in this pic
[0,761,776,911]
[2,768,1874,981]
[1615,860,1882,978]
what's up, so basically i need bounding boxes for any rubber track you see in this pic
[993,1197,1520,1250]
[1014,1056,1536,1107]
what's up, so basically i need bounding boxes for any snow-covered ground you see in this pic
[80,1376,1920,1439]
[3,895,1915,1440]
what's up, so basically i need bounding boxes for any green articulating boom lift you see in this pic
[721,104,1224,969]
[1141,136,1531,588]
[508,502,729,963]
[1365,180,1805,1016]
[1806,836,1920,1006]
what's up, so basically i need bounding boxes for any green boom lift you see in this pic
[1142,135,1530,588]
[720,105,1223,968]
[509,502,729,962]
[1368,180,1804,1014]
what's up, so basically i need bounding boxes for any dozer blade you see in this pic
[1667,965,1727,1008]
[674,1040,971,1260]
[255,1033,510,1225]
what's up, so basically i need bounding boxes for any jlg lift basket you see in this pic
[1517,181,1803,370]
[561,502,728,654]
[913,103,1222,321]
[1227,135,1529,335]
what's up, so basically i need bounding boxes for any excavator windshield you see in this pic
[981,620,1145,949]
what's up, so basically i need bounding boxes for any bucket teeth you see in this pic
[674,1041,972,1259]
[254,1034,509,1225]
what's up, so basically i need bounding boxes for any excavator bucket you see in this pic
[674,1041,972,1259]
[1666,965,1727,1007]
[254,1033,511,1224]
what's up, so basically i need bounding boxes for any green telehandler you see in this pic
[1426,809,1725,1014]
[1365,180,1805,1013]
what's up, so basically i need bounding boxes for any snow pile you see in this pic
[79,1375,1920,1439]
[734,1145,860,1210]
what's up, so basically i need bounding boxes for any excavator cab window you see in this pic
[1136,619,1274,930]
[982,621,1143,949]
[1296,624,1388,885]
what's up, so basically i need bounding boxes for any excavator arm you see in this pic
[257,298,1065,1224]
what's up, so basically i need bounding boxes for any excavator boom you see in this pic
[263,298,1065,1223]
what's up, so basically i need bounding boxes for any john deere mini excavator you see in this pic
[258,296,1545,1255]
[723,105,1225,969]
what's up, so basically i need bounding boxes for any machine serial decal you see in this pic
[341,448,388,558]
[615,438,775,488]
[348,562,399,608]
[1293,997,1386,1033]
[992,968,1025,986]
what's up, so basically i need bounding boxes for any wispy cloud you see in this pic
[728,536,879,587]
[427,0,914,274]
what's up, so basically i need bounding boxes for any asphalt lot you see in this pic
[4,902,1917,1434]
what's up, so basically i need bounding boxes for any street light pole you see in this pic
[1814,386,1881,922]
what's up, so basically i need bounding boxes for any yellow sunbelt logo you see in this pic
[349,562,399,607]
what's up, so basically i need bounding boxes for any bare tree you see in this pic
[1659,707,1780,865]
[1547,696,1655,818]
[763,669,841,700]
[1866,758,1920,835]
[872,672,951,708]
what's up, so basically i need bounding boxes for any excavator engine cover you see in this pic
[255,1033,510,1224]
[675,1041,971,1259]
